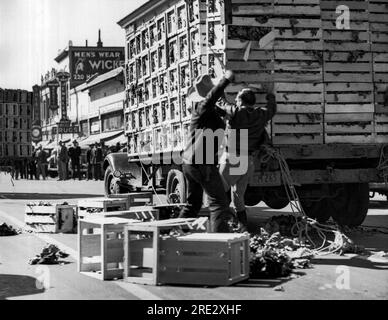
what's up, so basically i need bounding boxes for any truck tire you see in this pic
[104,166,125,196]
[331,183,369,227]
[300,199,331,224]
[166,169,187,203]
[244,187,262,207]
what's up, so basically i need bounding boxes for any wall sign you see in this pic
[32,85,41,126]
[56,71,70,121]
[47,80,60,111]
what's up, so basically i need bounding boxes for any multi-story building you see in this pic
[39,31,125,149]
[0,88,33,161]
[78,67,126,148]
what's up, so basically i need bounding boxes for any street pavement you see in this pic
[0,178,387,300]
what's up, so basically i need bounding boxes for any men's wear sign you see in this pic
[69,48,125,88]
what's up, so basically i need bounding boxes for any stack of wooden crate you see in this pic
[123,0,388,149]
[0,88,33,160]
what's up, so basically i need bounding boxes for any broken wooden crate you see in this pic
[108,192,154,208]
[78,216,141,281]
[24,204,77,233]
[123,219,248,286]
[77,197,128,219]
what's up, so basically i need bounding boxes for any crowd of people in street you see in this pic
[8,140,123,181]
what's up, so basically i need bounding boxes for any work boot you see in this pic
[236,210,248,233]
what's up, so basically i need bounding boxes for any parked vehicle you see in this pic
[104,0,388,227]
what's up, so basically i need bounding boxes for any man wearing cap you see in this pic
[68,140,82,180]
[218,88,277,232]
[179,70,235,233]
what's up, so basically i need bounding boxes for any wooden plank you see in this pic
[320,0,367,10]
[325,113,374,122]
[370,23,388,33]
[371,33,388,43]
[275,82,323,92]
[323,42,370,52]
[369,13,388,23]
[235,72,273,82]
[325,93,373,103]
[232,17,322,28]
[325,104,374,113]
[325,83,373,92]
[324,73,373,82]
[226,61,274,71]
[322,21,369,31]
[231,0,272,4]
[325,124,373,134]
[375,74,388,82]
[325,135,375,144]
[273,135,323,145]
[274,61,321,72]
[377,135,388,143]
[277,104,324,113]
[273,72,322,82]
[274,0,320,4]
[275,29,322,40]
[276,93,323,102]
[226,49,274,61]
[273,114,323,123]
[369,3,388,13]
[374,63,388,73]
[374,53,388,62]
[273,124,323,134]
[322,11,368,22]
[324,52,372,62]
[159,255,228,270]
[324,62,372,72]
[25,215,56,224]
[274,5,321,16]
[323,30,369,42]
[376,125,388,133]
[274,40,323,51]
[372,44,388,52]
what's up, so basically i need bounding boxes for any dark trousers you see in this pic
[71,161,81,180]
[86,163,93,180]
[93,163,101,180]
[179,164,233,233]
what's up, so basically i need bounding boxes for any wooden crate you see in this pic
[78,197,128,219]
[124,221,248,286]
[376,113,388,143]
[78,216,141,281]
[108,192,154,208]
[24,204,77,233]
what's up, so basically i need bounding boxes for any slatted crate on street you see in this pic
[108,192,154,208]
[78,217,141,280]
[123,219,248,286]
[77,197,128,219]
[24,204,77,233]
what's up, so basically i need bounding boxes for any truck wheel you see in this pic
[244,187,262,206]
[166,169,187,203]
[300,199,331,224]
[263,198,289,210]
[331,183,369,227]
[104,166,124,196]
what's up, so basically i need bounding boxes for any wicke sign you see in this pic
[69,47,125,88]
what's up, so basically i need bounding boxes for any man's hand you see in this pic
[224,70,235,83]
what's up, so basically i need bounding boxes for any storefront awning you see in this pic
[105,133,127,147]
[78,130,123,148]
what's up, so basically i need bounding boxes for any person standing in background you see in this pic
[35,145,48,180]
[86,144,93,181]
[68,140,82,180]
[58,141,69,181]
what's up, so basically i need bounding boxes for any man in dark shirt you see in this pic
[68,140,82,180]
[219,88,277,232]
[86,144,93,181]
[179,70,235,233]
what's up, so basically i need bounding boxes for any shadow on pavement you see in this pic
[369,200,388,210]
[0,274,45,300]
[312,256,388,270]
[0,193,103,200]
[237,272,306,288]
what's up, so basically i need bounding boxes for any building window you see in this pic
[102,113,123,132]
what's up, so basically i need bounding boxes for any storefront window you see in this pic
[102,113,124,132]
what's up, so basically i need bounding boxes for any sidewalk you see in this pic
[0,175,105,197]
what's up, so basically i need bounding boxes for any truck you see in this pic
[0,88,34,172]
[104,0,388,227]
